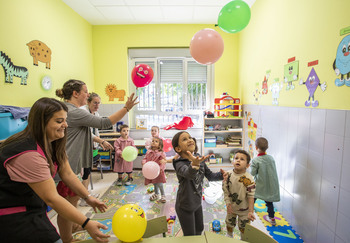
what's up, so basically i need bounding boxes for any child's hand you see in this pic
[220,169,228,182]
[160,159,167,164]
[227,204,233,214]
[248,211,256,221]
[186,151,209,167]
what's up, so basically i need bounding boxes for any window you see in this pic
[128,49,214,129]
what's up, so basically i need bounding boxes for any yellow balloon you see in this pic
[112,204,147,242]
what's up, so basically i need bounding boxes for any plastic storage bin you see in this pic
[0,112,28,140]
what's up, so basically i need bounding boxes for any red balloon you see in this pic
[131,64,154,88]
[190,28,224,65]
[163,138,173,153]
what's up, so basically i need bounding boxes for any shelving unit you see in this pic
[94,132,120,171]
[203,117,244,169]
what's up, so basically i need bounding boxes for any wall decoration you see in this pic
[0,51,28,85]
[26,40,52,69]
[284,57,299,90]
[105,84,125,101]
[261,70,270,95]
[247,118,257,141]
[41,75,52,90]
[253,82,261,104]
[333,32,350,87]
[299,61,326,107]
[270,78,283,105]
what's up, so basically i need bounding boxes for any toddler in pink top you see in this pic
[145,126,163,150]
[114,125,136,186]
[142,137,167,203]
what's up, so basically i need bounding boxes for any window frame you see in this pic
[128,49,214,129]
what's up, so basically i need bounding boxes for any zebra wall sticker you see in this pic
[0,51,29,85]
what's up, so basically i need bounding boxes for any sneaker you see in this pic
[116,178,123,186]
[267,217,276,226]
[125,178,133,186]
[159,195,166,203]
[150,194,160,201]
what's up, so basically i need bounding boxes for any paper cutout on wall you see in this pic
[270,78,283,105]
[253,82,261,104]
[261,70,270,95]
[105,84,126,101]
[0,51,28,85]
[248,140,254,158]
[284,57,299,90]
[299,61,326,107]
[26,40,52,69]
[248,118,257,141]
[333,33,350,87]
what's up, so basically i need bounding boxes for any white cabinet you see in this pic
[203,118,244,168]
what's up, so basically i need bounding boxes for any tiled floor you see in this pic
[51,170,269,240]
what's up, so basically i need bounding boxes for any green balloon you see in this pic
[218,0,251,33]
[122,146,138,162]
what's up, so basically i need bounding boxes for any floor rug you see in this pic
[73,171,242,241]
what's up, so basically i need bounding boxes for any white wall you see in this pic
[243,104,350,243]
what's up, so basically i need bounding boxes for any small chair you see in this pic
[241,223,278,243]
[90,154,103,190]
[142,216,168,238]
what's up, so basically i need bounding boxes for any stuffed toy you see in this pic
[164,116,194,130]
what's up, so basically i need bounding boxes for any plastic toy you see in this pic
[214,94,242,117]
[147,185,154,193]
[164,116,194,130]
[212,220,221,232]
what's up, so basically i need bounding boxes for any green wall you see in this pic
[1,0,349,111]
[239,0,350,110]
[0,0,94,107]
[92,24,239,104]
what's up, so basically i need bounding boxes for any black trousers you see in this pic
[254,198,275,218]
[175,204,203,236]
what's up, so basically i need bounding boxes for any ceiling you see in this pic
[62,0,255,25]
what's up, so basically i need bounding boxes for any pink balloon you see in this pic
[163,138,173,153]
[142,161,160,180]
[190,28,224,65]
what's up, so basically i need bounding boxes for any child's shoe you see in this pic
[116,178,123,186]
[159,195,166,203]
[125,178,133,186]
[267,217,276,226]
[150,193,160,201]
[226,226,234,238]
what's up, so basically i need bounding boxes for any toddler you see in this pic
[172,131,226,236]
[145,126,162,150]
[250,137,280,226]
[142,137,167,203]
[222,149,256,238]
[114,125,136,186]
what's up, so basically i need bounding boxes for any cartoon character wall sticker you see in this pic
[333,32,350,87]
[26,40,52,69]
[0,51,29,85]
[253,82,261,103]
[270,78,283,105]
[284,57,299,90]
[299,60,326,107]
[105,83,126,101]
[261,70,270,95]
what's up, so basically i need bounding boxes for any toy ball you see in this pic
[131,64,154,88]
[163,138,173,153]
[190,28,224,65]
[112,204,147,242]
[122,146,138,162]
[142,161,160,180]
[218,0,251,34]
